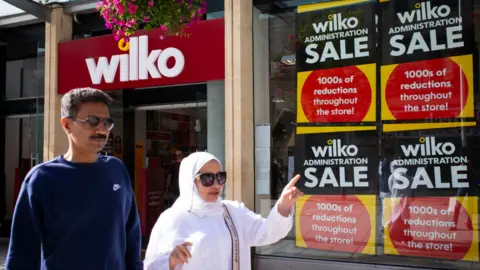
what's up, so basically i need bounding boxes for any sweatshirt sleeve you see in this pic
[237,201,293,247]
[6,169,44,270]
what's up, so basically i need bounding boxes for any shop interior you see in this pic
[102,84,214,239]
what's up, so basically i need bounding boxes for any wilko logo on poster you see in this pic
[312,13,359,33]
[303,139,369,188]
[388,1,464,57]
[85,35,185,85]
[390,136,469,190]
[312,139,358,158]
[397,1,451,24]
[400,137,456,157]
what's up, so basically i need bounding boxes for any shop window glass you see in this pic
[253,0,480,269]
[207,0,224,18]
[5,58,45,99]
[98,85,224,238]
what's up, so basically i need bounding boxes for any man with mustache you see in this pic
[6,88,142,270]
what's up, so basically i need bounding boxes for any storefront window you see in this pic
[253,0,480,269]
[92,83,223,239]
[6,57,45,99]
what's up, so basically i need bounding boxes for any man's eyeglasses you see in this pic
[196,172,227,187]
[70,116,115,131]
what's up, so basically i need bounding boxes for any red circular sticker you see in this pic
[299,195,371,253]
[301,66,372,123]
[388,197,473,260]
[385,58,468,120]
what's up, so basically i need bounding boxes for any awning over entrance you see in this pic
[0,0,51,22]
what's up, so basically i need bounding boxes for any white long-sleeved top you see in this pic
[144,152,293,270]
[144,200,292,270]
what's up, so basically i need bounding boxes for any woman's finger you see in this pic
[174,249,189,264]
[283,188,294,197]
[286,174,301,189]
[293,191,304,200]
[173,246,190,264]
[179,245,192,258]
[171,251,181,264]
[172,250,183,264]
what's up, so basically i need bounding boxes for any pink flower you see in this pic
[116,4,125,15]
[125,37,130,42]
[144,16,150,23]
[197,7,206,15]
[117,29,125,37]
[114,35,120,41]
[118,20,125,26]
[129,18,136,24]
[160,25,168,32]
[105,22,113,29]
[128,3,138,14]
[148,0,154,7]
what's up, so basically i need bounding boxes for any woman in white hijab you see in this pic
[144,152,303,270]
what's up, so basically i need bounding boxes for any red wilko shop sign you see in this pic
[58,18,224,95]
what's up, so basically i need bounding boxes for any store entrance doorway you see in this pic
[2,113,43,236]
[137,102,207,207]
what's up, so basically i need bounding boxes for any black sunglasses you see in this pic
[70,116,115,131]
[196,172,227,187]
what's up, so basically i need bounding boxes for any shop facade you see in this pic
[2,0,480,269]
[56,16,226,240]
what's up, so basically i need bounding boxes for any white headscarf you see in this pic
[172,151,224,217]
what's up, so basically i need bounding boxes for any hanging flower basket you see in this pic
[96,0,207,42]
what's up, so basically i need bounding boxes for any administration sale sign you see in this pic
[294,0,479,263]
[57,18,224,94]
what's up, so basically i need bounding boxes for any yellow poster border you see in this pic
[297,126,376,134]
[295,195,310,248]
[383,122,476,132]
[357,195,377,254]
[298,0,371,13]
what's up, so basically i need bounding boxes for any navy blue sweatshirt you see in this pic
[6,155,143,270]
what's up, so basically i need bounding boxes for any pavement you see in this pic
[0,238,7,269]
[0,239,145,269]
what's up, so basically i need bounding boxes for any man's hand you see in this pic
[277,175,304,217]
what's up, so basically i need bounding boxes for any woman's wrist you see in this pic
[276,202,291,217]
